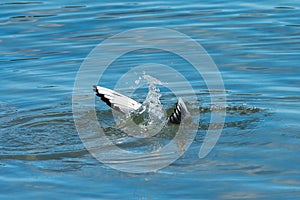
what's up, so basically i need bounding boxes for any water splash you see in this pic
[116,74,167,138]
[141,74,166,124]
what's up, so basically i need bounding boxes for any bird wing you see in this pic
[93,85,142,114]
[168,97,191,124]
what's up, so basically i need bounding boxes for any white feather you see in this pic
[93,86,142,114]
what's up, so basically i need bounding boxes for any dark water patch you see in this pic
[37,85,58,88]
[286,24,300,27]
[275,6,296,10]
[9,57,39,61]
[63,5,86,9]
[198,104,269,132]
[11,14,55,19]
[0,1,42,5]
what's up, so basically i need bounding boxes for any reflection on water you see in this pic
[1,0,300,199]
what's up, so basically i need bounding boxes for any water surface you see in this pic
[1,0,300,199]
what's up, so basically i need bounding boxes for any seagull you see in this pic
[93,85,191,124]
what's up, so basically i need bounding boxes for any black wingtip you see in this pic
[92,85,97,92]
[93,85,112,107]
[168,97,190,124]
[169,102,182,124]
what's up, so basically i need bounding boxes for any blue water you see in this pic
[1,0,300,199]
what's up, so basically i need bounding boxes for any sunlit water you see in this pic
[1,0,300,199]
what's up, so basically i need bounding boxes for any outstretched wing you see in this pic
[93,85,142,114]
[168,97,191,124]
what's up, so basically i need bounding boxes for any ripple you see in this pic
[0,0,299,198]
[0,1,43,5]
[275,6,296,10]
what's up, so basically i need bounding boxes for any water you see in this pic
[1,0,300,199]
[115,74,168,138]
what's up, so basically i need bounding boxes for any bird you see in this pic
[93,85,191,124]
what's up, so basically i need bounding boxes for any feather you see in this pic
[168,97,191,124]
[93,85,142,114]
